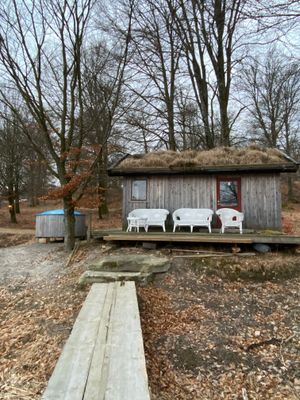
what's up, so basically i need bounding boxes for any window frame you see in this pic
[131,178,147,201]
[216,176,241,211]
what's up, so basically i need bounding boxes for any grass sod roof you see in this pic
[109,146,298,176]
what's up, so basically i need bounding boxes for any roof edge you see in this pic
[108,162,298,176]
[276,150,300,165]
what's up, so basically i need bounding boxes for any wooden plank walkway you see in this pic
[103,232,300,245]
[42,282,150,400]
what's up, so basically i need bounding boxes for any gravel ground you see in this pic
[0,242,67,285]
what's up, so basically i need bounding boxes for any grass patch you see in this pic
[190,255,300,281]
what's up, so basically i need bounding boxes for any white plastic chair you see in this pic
[126,209,169,232]
[216,208,244,234]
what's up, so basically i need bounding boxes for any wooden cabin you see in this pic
[108,147,298,231]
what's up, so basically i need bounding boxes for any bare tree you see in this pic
[240,51,300,149]
[175,89,205,150]
[128,0,182,150]
[0,94,50,213]
[167,0,246,148]
[0,117,24,222]
[245,1,300,28]
[22,124,50,207]
[0,0,95,250]
[240,50,300,200]
[82,34,132,218]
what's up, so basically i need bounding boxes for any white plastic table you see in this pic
[126,217,147,232]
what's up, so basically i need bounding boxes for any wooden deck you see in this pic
[101,231,300,246]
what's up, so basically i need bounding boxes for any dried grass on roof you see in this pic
[119,146,286,169]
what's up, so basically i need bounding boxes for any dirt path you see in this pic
[0,227,35,235]
[0,242,67,285]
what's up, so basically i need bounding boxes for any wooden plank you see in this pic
[122,172,285,231]
[42,284,112,400]
[83,283,117,400]
[123,174,217,226]
[103,232,300,245]
[36,215,86,238]
[148,174,215,216]
[42,282,150,400]
[103,233,253,244]
[92,229,122,239]
[109,163,297,176]
[242,174,281,230]
[104,282,150,400]
[253,236,300,244]
[173,253,256,258]
[171,248,226,254]
[123,177,128,225]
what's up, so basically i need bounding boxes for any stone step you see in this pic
[88,254,170,273]
[79,271,151,286]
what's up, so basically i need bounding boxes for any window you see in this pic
[217,177,241,210]
[219,180,238,206]
[131,179,147,201]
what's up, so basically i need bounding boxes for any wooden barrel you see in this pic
[35,209,87,238]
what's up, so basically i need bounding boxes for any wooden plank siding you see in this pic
[241,174,281,230]
[35,215,87,238]
[123,173,282,230]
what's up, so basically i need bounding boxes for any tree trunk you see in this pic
[167,102,176,150]
[15,185,20,214]
[142,130,149,153]
[98,202,109,219]
[28,164,37,207]
[63,196,75,251]
[220,104,230,146]
[8,191,17,223]
[97,149,109,219]
[287,175,294,202]
[29,195,37,207]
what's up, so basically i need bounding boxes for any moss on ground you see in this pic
[189,255,300,281]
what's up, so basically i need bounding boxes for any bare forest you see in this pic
[0,2,300,399]
[0,0,299,249]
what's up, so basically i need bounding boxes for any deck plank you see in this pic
[103,233,253,244]
[103,232,300,245]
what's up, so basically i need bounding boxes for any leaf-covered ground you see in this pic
[0,242,93,399]
[138,255,300,400]
[0,198,300,399]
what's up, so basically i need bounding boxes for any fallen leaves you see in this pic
[0,262,88,399]
[0,198,300,400]
[0,234,34,248]
[138,257,300,400]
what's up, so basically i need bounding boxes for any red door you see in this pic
[216,177,241,211]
